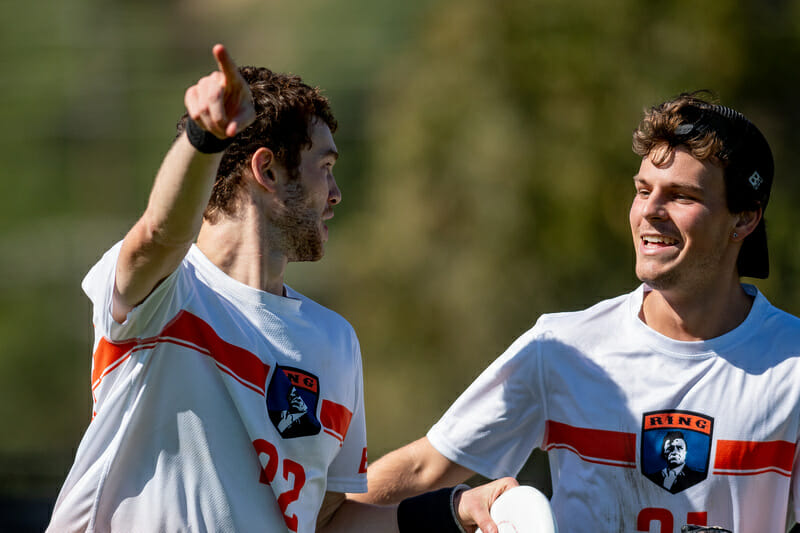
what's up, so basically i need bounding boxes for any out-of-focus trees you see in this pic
[2,0,800,519]
[324,0,800,461]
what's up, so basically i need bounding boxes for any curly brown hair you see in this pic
[631,90,771,214]
[632,91,725,170]
[177,66,337,223]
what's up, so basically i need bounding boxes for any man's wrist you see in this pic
[397,485,470,533]
[185,118,234,154]
[450,484,471,533]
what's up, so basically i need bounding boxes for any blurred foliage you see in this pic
[2,0,800,514]
[328,0,800,459]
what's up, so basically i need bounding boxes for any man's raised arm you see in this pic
[112,44,254,323]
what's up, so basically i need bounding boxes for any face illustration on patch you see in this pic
[663,436,687,468]
[287,387,308,414]
[641,410,713,494]
[266,366,321,439]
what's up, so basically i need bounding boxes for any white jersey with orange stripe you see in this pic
[427,284,800,532]
[48,242,368,533]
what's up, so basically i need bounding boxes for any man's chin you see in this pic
[636,267,680,291]
[288,244,325,263]
[289,254,324,263]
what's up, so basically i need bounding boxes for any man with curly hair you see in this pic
[47,44,516,533]
[352,92,800,531]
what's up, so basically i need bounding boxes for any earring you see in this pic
[733,232,739,239]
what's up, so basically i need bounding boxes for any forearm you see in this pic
[351,437,474,505]
[114,133,221,314]
[323,478,520,533]
[318,499,399,533]
[142,132,222,245]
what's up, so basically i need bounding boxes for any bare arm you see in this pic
[349,436,475,505]
[112,44,254,322]
[317,492,399,533]
[318,477,519,533]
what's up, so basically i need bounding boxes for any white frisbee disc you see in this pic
[475,486,558,533]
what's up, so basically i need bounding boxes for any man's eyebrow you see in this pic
[633,175,704,194]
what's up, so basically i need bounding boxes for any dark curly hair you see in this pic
[177,66,337,223]
[632,91,725,171]
[631,90,771,214]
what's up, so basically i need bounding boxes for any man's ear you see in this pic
[732,207,763,242]
[250,147,277,192]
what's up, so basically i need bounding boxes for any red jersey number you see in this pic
[637,508,708,531]
[253,439,307,532]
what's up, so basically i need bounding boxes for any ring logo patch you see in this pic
[641,410,713,494]
[267,365,321,439]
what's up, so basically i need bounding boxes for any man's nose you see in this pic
[641,191,667,220]
[328,174,342,205]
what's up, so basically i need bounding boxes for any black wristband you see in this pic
[397,486,465,533]
[185,118,233,154]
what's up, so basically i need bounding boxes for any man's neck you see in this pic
[639,281,754,341]
[196,216,288,297]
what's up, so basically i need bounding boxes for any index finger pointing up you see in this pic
[212,44,242,89]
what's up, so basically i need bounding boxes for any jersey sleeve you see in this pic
[81,241,193,414]
[324,330,368,494]
[427,323,548,479]
[81,240,190,343]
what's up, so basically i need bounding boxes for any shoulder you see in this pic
[747,284,800,347]
[533,291,633,337]
[756,292,800,331]
[496,290,635,365]
[286,286,358,340]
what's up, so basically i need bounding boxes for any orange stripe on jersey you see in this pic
[91,311,271,395]
[713,439,795,477]
[319,400,353,445]
[543,420,637,468]
[92,338,139,387]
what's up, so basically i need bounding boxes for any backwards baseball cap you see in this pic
[673,101,774,278]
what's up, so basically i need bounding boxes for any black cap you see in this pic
[674,103,774,278]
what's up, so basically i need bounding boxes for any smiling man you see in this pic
[351,92,800,531]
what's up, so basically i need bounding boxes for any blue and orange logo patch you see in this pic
[641,410,713,494]
[267,365,322,439]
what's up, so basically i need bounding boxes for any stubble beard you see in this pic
[636,247,726,294]
[637,264,679,291]
[269,180,324,263]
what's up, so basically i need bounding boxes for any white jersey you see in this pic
[48,243,368,533]
[428,284,800,532]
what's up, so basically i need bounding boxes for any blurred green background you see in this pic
[3,0,800,528]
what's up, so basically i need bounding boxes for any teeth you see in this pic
[643,235,678,245]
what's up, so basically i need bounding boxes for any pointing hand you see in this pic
[184,44,256,140]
